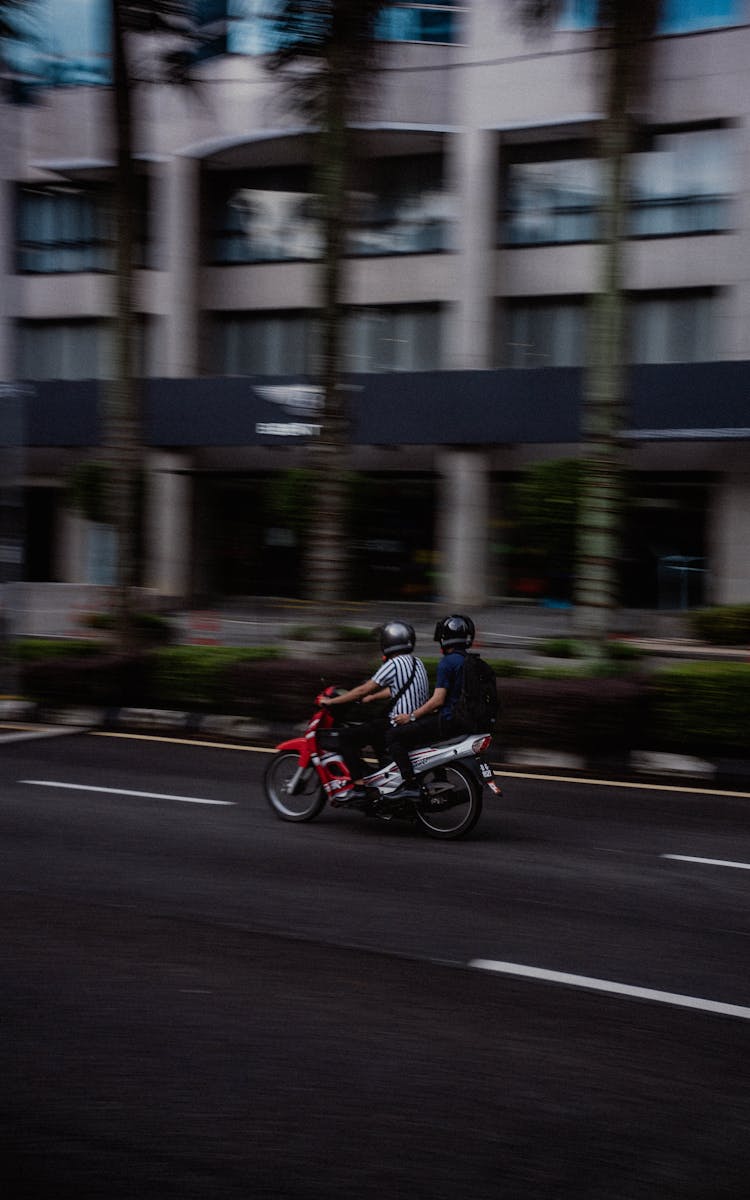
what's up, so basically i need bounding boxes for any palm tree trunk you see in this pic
[573,8,633,642]
[107,0,140,650]
[305,56,351,606]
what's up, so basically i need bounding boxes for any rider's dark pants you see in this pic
[386,714,464,782]
[338,717,388,781]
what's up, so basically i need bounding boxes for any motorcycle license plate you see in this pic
[479,761,493,779]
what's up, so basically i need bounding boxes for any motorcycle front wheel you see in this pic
[265,751,326,822]
[415,762,482,840]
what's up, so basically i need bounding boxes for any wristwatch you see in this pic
[409,713,416,722]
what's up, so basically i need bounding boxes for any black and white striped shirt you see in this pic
[372,653,430,725]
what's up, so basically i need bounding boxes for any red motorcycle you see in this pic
[264,686,502,840]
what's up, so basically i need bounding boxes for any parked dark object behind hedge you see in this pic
[500,677,649,757]
[23,653,153,709]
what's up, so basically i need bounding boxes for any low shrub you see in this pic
[13,638,106,662]
[82,611,175,645]
[606,640,645,662]
[149,647,280,711]
[222,654,376,722]
[649,663,750,756]
[537,638,583,659]
[688,605,750,647]
[286,624,374,644]
[485,659,528,679]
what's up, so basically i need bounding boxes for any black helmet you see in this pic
[378,620,416,657]
[434,613,475,651]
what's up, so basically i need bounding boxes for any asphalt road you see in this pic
[2,730,750,1199]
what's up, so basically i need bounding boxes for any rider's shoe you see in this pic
[383,780,422,803]
[338,786,369,805]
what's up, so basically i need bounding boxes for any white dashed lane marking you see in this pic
[662,854,750,871]
[19,780,234,806]
[470,960,750,1022]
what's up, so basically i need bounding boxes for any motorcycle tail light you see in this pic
[472,735,492,755]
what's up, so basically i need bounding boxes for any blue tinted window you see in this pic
[376,4,460,45]
[226,2,462,55]
[557,0,597,27]
[660,0,741,33]
[559,0,742,32]
[2,0,110,88]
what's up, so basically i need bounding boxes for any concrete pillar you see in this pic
[56,509,89,582]
[144,451,193,600]
[446,126,499,370]
[708,473,750,604]
[436,448,491,606]
[154,155,201,377]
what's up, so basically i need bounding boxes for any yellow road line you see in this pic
[90,730,274,753]
[87,731,750,800]
[490,769,750,801]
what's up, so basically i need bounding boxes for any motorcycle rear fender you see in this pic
[409,734,490,776]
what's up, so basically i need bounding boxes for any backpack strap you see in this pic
[387,657,417,712]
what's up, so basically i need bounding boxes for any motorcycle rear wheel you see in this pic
[265,751,326,822]
[415,762,482,839]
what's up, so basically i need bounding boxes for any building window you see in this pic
[17,181,151,273]
[208,157,452,263]
[502,300,586,368]
[214,312,312,374]
[17,320,109,379]
[208,168,318,264]
[629,127,732,237]
[348,155,454,256]
[559,0,742,33]
[504,155,601,246]
[659,0,742,34]
[504,127,732,247]
[375,3,463,45]
[213,306,441,374]
[344,305,443,372]
[629,291,717,362]
[17,186,111,274]
[17,317,152,378]
[225,1,463,55]
[3,0,110,88]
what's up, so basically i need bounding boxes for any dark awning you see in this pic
[23,363,750,449]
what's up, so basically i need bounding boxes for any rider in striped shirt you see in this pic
[320,620,429,800]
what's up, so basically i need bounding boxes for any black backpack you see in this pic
[454,653,499,732]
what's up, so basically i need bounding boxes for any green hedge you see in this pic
[689,605,750,646]
[13,638,106,661]
[648,663,750,756]
[149,647,280,711]
[15,643,750,762]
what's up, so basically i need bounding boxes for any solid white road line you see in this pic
[20,780,234,806]
[662,854,750,871]
[470,959,750,1022]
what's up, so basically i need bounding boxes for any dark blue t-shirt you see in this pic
[436,650,465,719]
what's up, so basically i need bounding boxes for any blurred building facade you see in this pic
[2,0,750,609]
